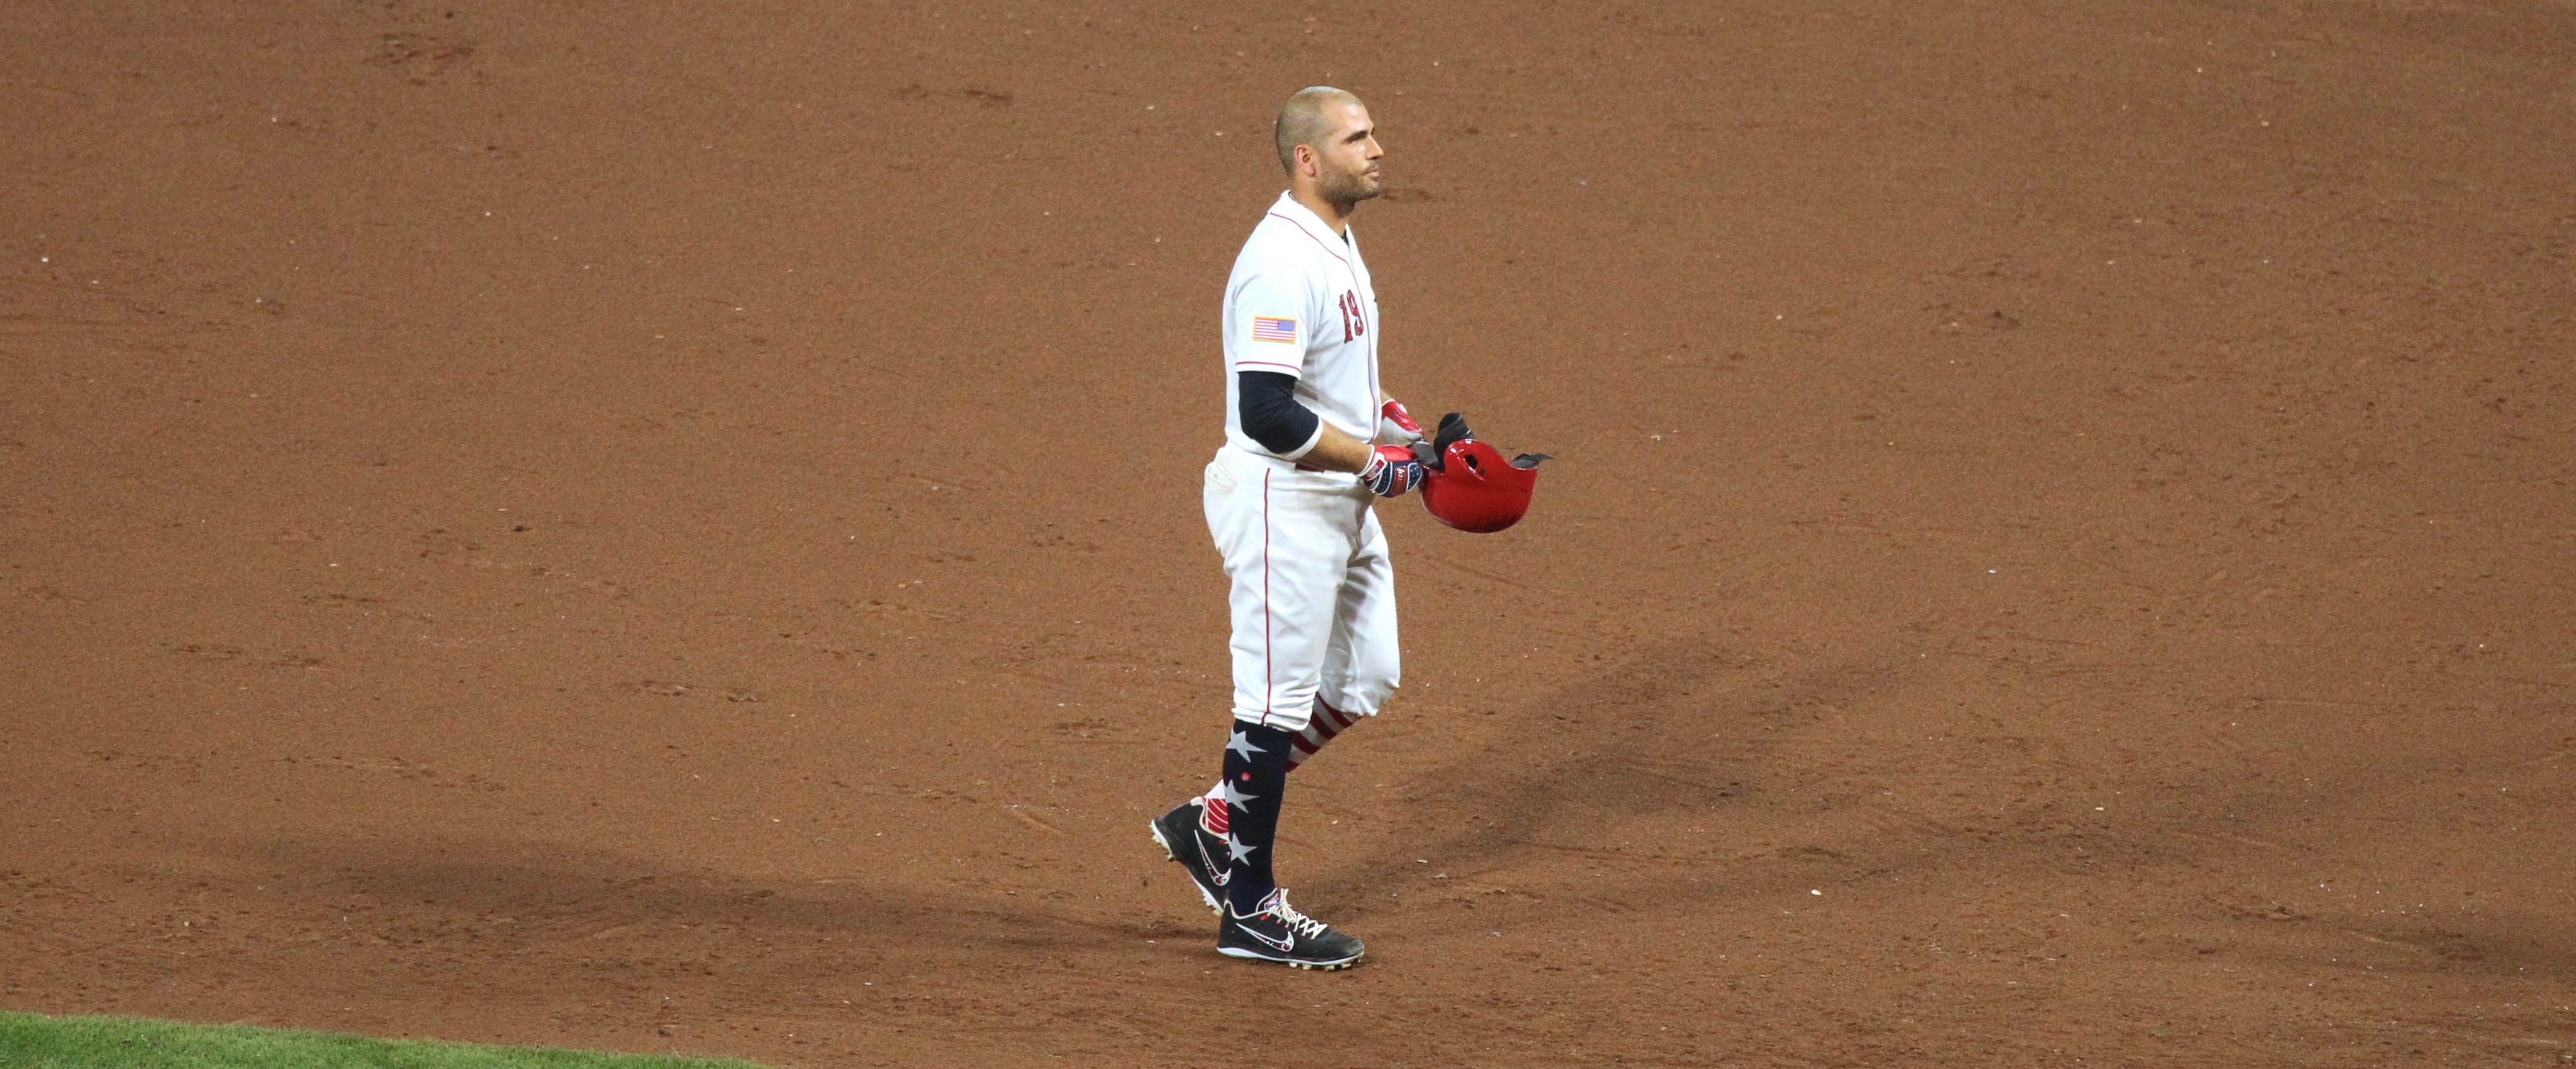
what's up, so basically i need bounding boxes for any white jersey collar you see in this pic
[1269,190,1353,250]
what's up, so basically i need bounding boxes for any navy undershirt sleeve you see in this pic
[1237,370,1321,456]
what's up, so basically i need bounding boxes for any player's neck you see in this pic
[1289,187,1354,236]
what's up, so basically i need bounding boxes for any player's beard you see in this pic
[1320,163,1382,209]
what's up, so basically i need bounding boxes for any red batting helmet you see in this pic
[1411,412,1549,533]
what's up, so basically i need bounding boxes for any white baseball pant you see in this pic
[1203,445,1400,734]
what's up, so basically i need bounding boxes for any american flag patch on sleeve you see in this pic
[1250,317,1297,343]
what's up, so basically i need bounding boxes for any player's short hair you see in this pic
[1274,86,1361,176]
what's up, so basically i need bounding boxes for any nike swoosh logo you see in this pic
[1198,835,1231,885]
[1241,925,1294,953]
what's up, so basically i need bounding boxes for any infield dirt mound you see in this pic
[4,1,2572,1066]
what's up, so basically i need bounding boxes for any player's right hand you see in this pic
[1378,399,1425,444]
[1358,444,1425,498]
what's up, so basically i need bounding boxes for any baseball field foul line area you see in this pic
[0,1011,770,1069]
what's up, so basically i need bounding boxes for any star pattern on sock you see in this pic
[1214,779,1255,810]
[1226,833,1259,863]
[1225,730,1264,760]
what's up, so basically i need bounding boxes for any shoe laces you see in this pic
[1268,890,1331,940]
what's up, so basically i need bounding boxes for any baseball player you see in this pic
[1147,86,1428,970]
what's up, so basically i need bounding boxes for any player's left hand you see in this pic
[1358,444,1425,498]
[1378,399,1425,444]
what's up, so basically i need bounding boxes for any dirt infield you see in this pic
[5,1,2572,1065]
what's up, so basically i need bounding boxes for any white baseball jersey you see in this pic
[1221,191,1381,461]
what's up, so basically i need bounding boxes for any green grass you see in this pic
[0,1011,771,1069]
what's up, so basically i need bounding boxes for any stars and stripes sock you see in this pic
[1284,699,1361,773]
[1217,719,1294,917]
[1197,700,1359,835]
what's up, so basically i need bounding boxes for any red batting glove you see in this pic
[1380,399,1425,443]
[1359,444,1425,498]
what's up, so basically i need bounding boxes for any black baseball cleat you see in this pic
[1148,800,1228,916]
[1217,888,1365,970]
